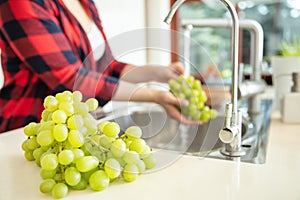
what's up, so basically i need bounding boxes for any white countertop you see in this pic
[1,114,300,200]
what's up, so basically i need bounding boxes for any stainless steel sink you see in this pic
[96,100,273,164]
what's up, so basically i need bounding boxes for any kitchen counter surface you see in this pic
[1,115,300,200]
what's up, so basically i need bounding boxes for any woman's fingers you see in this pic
[169,62,185,75]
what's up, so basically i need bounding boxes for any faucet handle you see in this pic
[219,126,238,144]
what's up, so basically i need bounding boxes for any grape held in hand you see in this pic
[169,75,218,122]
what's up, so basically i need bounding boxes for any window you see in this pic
[170,0,300,85]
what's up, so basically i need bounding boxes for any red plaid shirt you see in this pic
[0,0,127,133]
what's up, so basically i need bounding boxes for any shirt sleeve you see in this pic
[0,1,119,105]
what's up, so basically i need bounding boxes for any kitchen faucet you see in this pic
[180,18,266,114]
[165,0,246,157]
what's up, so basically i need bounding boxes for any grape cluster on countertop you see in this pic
[21,90,156,199]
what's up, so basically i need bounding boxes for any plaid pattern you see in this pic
[0,0,127,133]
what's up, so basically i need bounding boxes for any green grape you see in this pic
[24,150,35,161]
[91,134,101,144]
[71,148,85,163]
[124,138,133,148]
[83,115,98,134]
[72,90,83,102]
[200,110,211,122]
[142,154,157,170]
[55,91,72,103]
[191,89,200,97]
[33,147,45,166]
[176,93,186,100]
[53,173,63,182]
[102,122,120,138]
[89,147,106,163]
[76,156,99,173]
[192,80,202,89]
[37,130,54,147]
[111,139,126,158]
[38,121,54,131]
[85,98,99,112]
[74,102,89,116]
[79,126,88,137]
[24,122,37,136]
[97,121,109,132]
[139,145,151,159]
[190,110,201,121]
[68,130,84,148]
[186,75,195,85]
[26,136,40,150]
[89,170,110,191]
[123,151,140,164]
[39,179,56,194]
[125,126,142,139]
[168,79,181,92]
[41,153,58,171]
[21,140,30,152]
[51,183,68,199]
[122,163,139,182]
[53,124,68,142]
[135,159,146,174]
[40,169,56,179]
[129,139,147,154]
[42,110,53,121]
[98,135,115,149]
[43,95,58,111]
[189,96,198,105]
[182,86,192,97]
[80,143,91,156]
[67,114,84,130]
[52,110,67,124]
[197,101,204,109]
[199,90,207,102]
[202,105,210,112]
[64,167,81,186]
[177,75,185,83]
[58,150,74,165]
[71,178,87,190]
[58,101,74,117]
[81,168,98,182]
[104,158,121,179]
[115,156,126,168]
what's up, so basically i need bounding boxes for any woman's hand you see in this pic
[120,62,185,84]
[157,62,185,83]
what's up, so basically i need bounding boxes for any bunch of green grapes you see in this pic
[87,122,156,183]
[21,90,156,199]
[169,75,217,122]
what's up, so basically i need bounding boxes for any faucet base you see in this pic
[220,148,246,157]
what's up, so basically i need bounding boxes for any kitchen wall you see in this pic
[94,0,171,66]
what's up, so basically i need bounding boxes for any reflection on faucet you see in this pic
[165,0,245,157]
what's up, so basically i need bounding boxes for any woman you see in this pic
[0,0,197,133]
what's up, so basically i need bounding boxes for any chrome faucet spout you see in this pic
[165,0,245,157]
[164,0,186,24]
